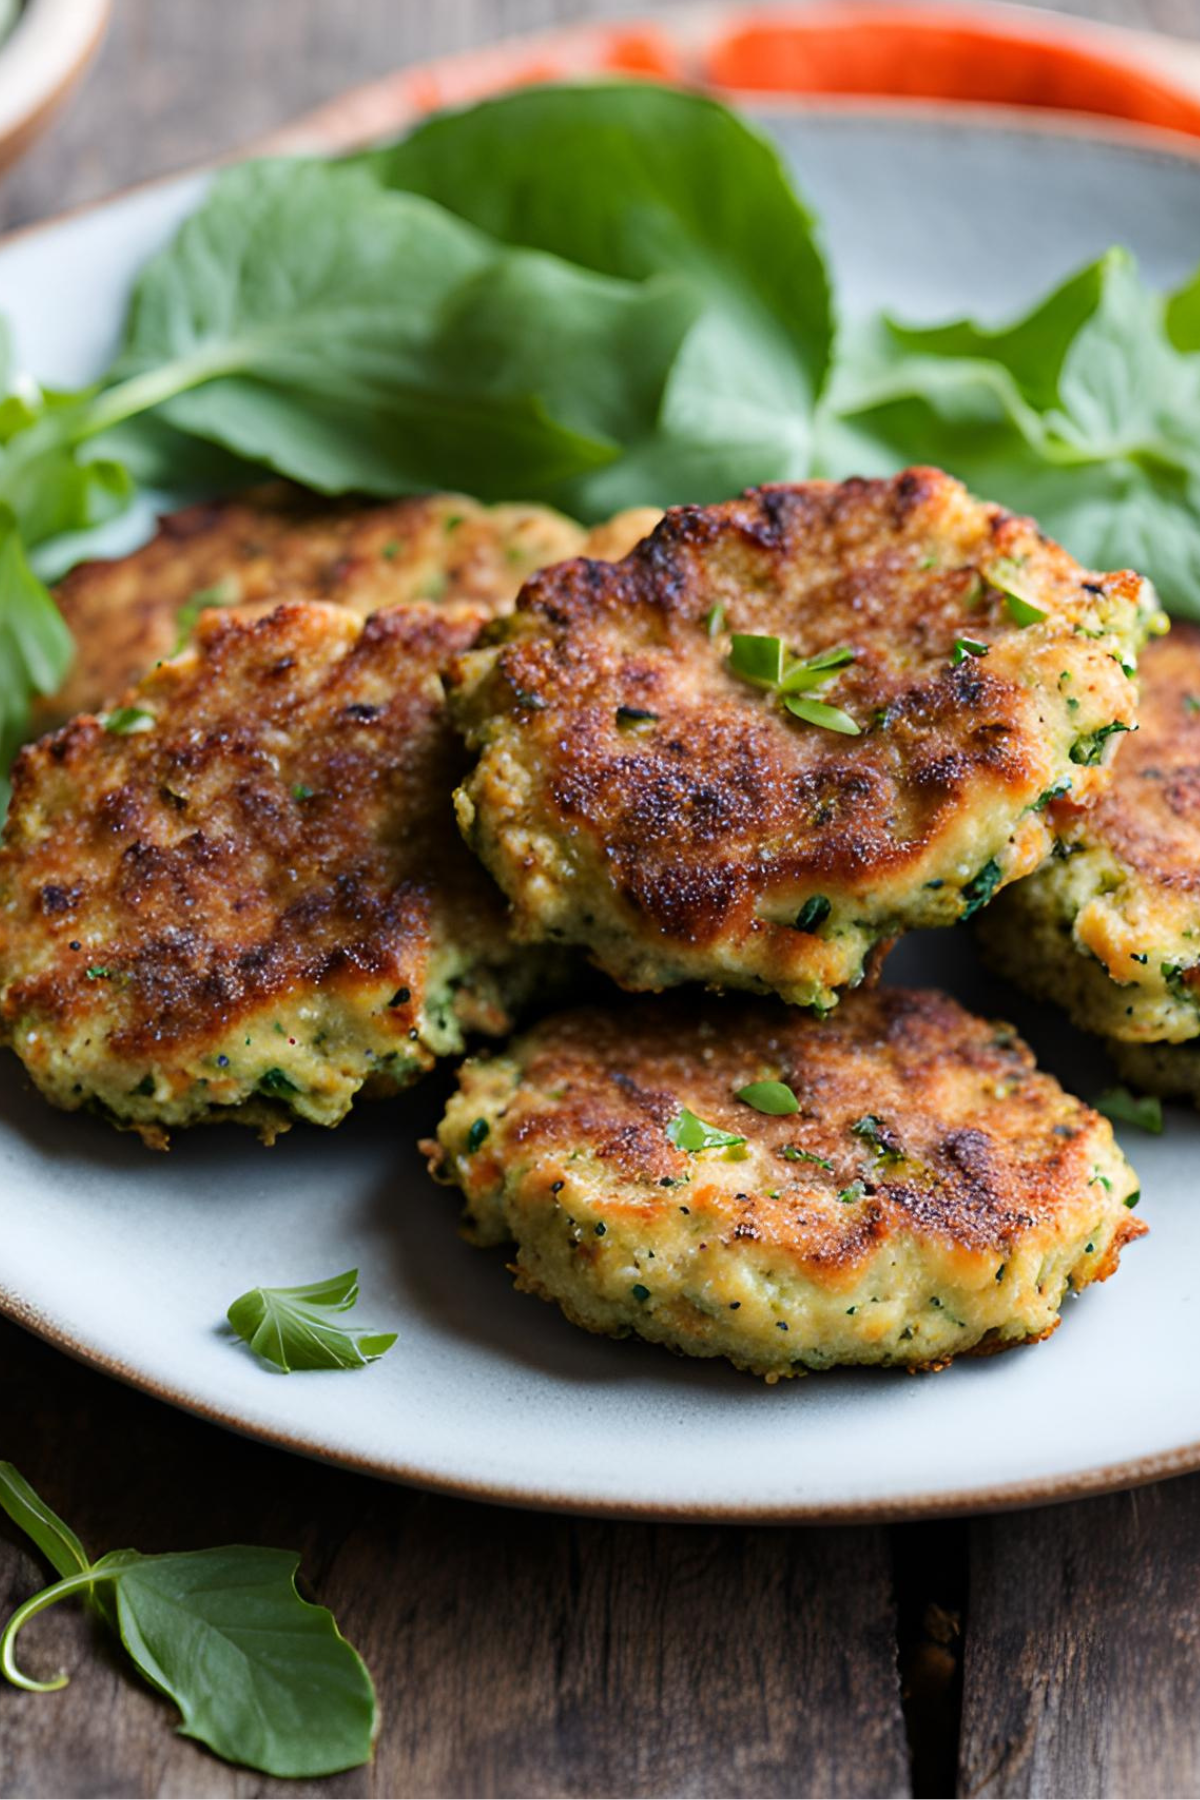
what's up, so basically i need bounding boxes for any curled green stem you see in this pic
[0,1568,107,1693]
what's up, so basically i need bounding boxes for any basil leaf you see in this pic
[666,1107,746,1152]
[109,159,621,501]
[92,1546,376,1779]
[367,82,834,513]
[1095,1087,1164,1135]
[736,1080,800,1116]
[824,248,1200,616]
[0,1463,89,1581]
[226,1268,397,1373]
[778,644,856,692]
[0,1466,377,1779]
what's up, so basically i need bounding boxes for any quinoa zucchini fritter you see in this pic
[979,623,1200,1103]
[449,469,1158,1011]
[0,601,553,1146]
[45,482,660,723]
[428,988,1144,1379]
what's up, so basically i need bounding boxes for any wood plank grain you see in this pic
[0,1319,911,1798]
[959,1481,1200,1798]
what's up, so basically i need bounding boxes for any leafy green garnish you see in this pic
[0,1463,376,1778]
[226,1268,397,1372]
[0,507,73,804]
[729,633,785,686]
[101,705,154,736]
[960,857,1004,920]
[735,1080,799,1116]
[728,635,859,733]
[823,246,1200,617]
[850,1114,901,1159]
[951,637,989,666]
[1095,1087,1164,1135]
[838,1181,867,1204]
[172,577,240,652]
[466,1117,490,1153]
[666,1107,746,1152]
[782,695,861,735]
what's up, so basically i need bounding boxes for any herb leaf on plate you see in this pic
[227,1268,397,1372]
[0,1464,376,1778]
[822,247,1200,616]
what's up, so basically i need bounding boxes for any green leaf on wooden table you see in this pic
[0,1463,89,1580]
[0,1465,376,1778]
[226,1268,397,1373]
[821,247,1200,617]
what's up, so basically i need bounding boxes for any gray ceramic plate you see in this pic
[2,110,1199,1521]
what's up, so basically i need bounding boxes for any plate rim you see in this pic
[4,102,1200,1523]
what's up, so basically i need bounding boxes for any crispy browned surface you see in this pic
[44,483,601,723]
[0,600,535,1136]
[1085,625,1200,901]
[460,989,1138,1270]
[450,469,1148,1005]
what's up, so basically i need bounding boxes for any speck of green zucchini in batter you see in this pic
[1070,721,1131,765]
[102,706,154,736]
[466,1118,490,1153]
[795,894,832,933]
[961,858,1004,919]
[951,637,989,666]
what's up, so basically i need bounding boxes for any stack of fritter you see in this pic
[0,469,1163,1378]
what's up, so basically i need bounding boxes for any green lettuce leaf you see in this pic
[822,247,1200,614]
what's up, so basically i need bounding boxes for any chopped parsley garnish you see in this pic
[729,632,785,687]
[838,1181,867,1204]
[84,966,113,980]
[795,894,832,933]
[102,706,154,736]
[466,1118,490,1153]
[1125,1190,1141,1209]
[1070,721,1131,765]
[850,1114,901,1159]
[782,695,861,735]
[1161,960,1197,1004]
[781,1145,834,1170]
[666,1107,746,1152]
[951,637,989,666]
[1095,1087,1164,1135]
[728,635,860,734]
[735,1080,799,1116]
[960,857,1003,919]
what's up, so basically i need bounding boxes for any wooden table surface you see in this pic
[3,3,1200,1795]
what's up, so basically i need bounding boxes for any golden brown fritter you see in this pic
[980,624,1200,1059]
[0,601,553,1146]
[44,483,659,724]
[450,469,1158,1011]
[428,987,1144,1379]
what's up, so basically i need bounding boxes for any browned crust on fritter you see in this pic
[43,483,593,723]
[450,469,1145,994]
[1,601,508,1057]
[1083,623,1200,900]
[454,988,1142,1274]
